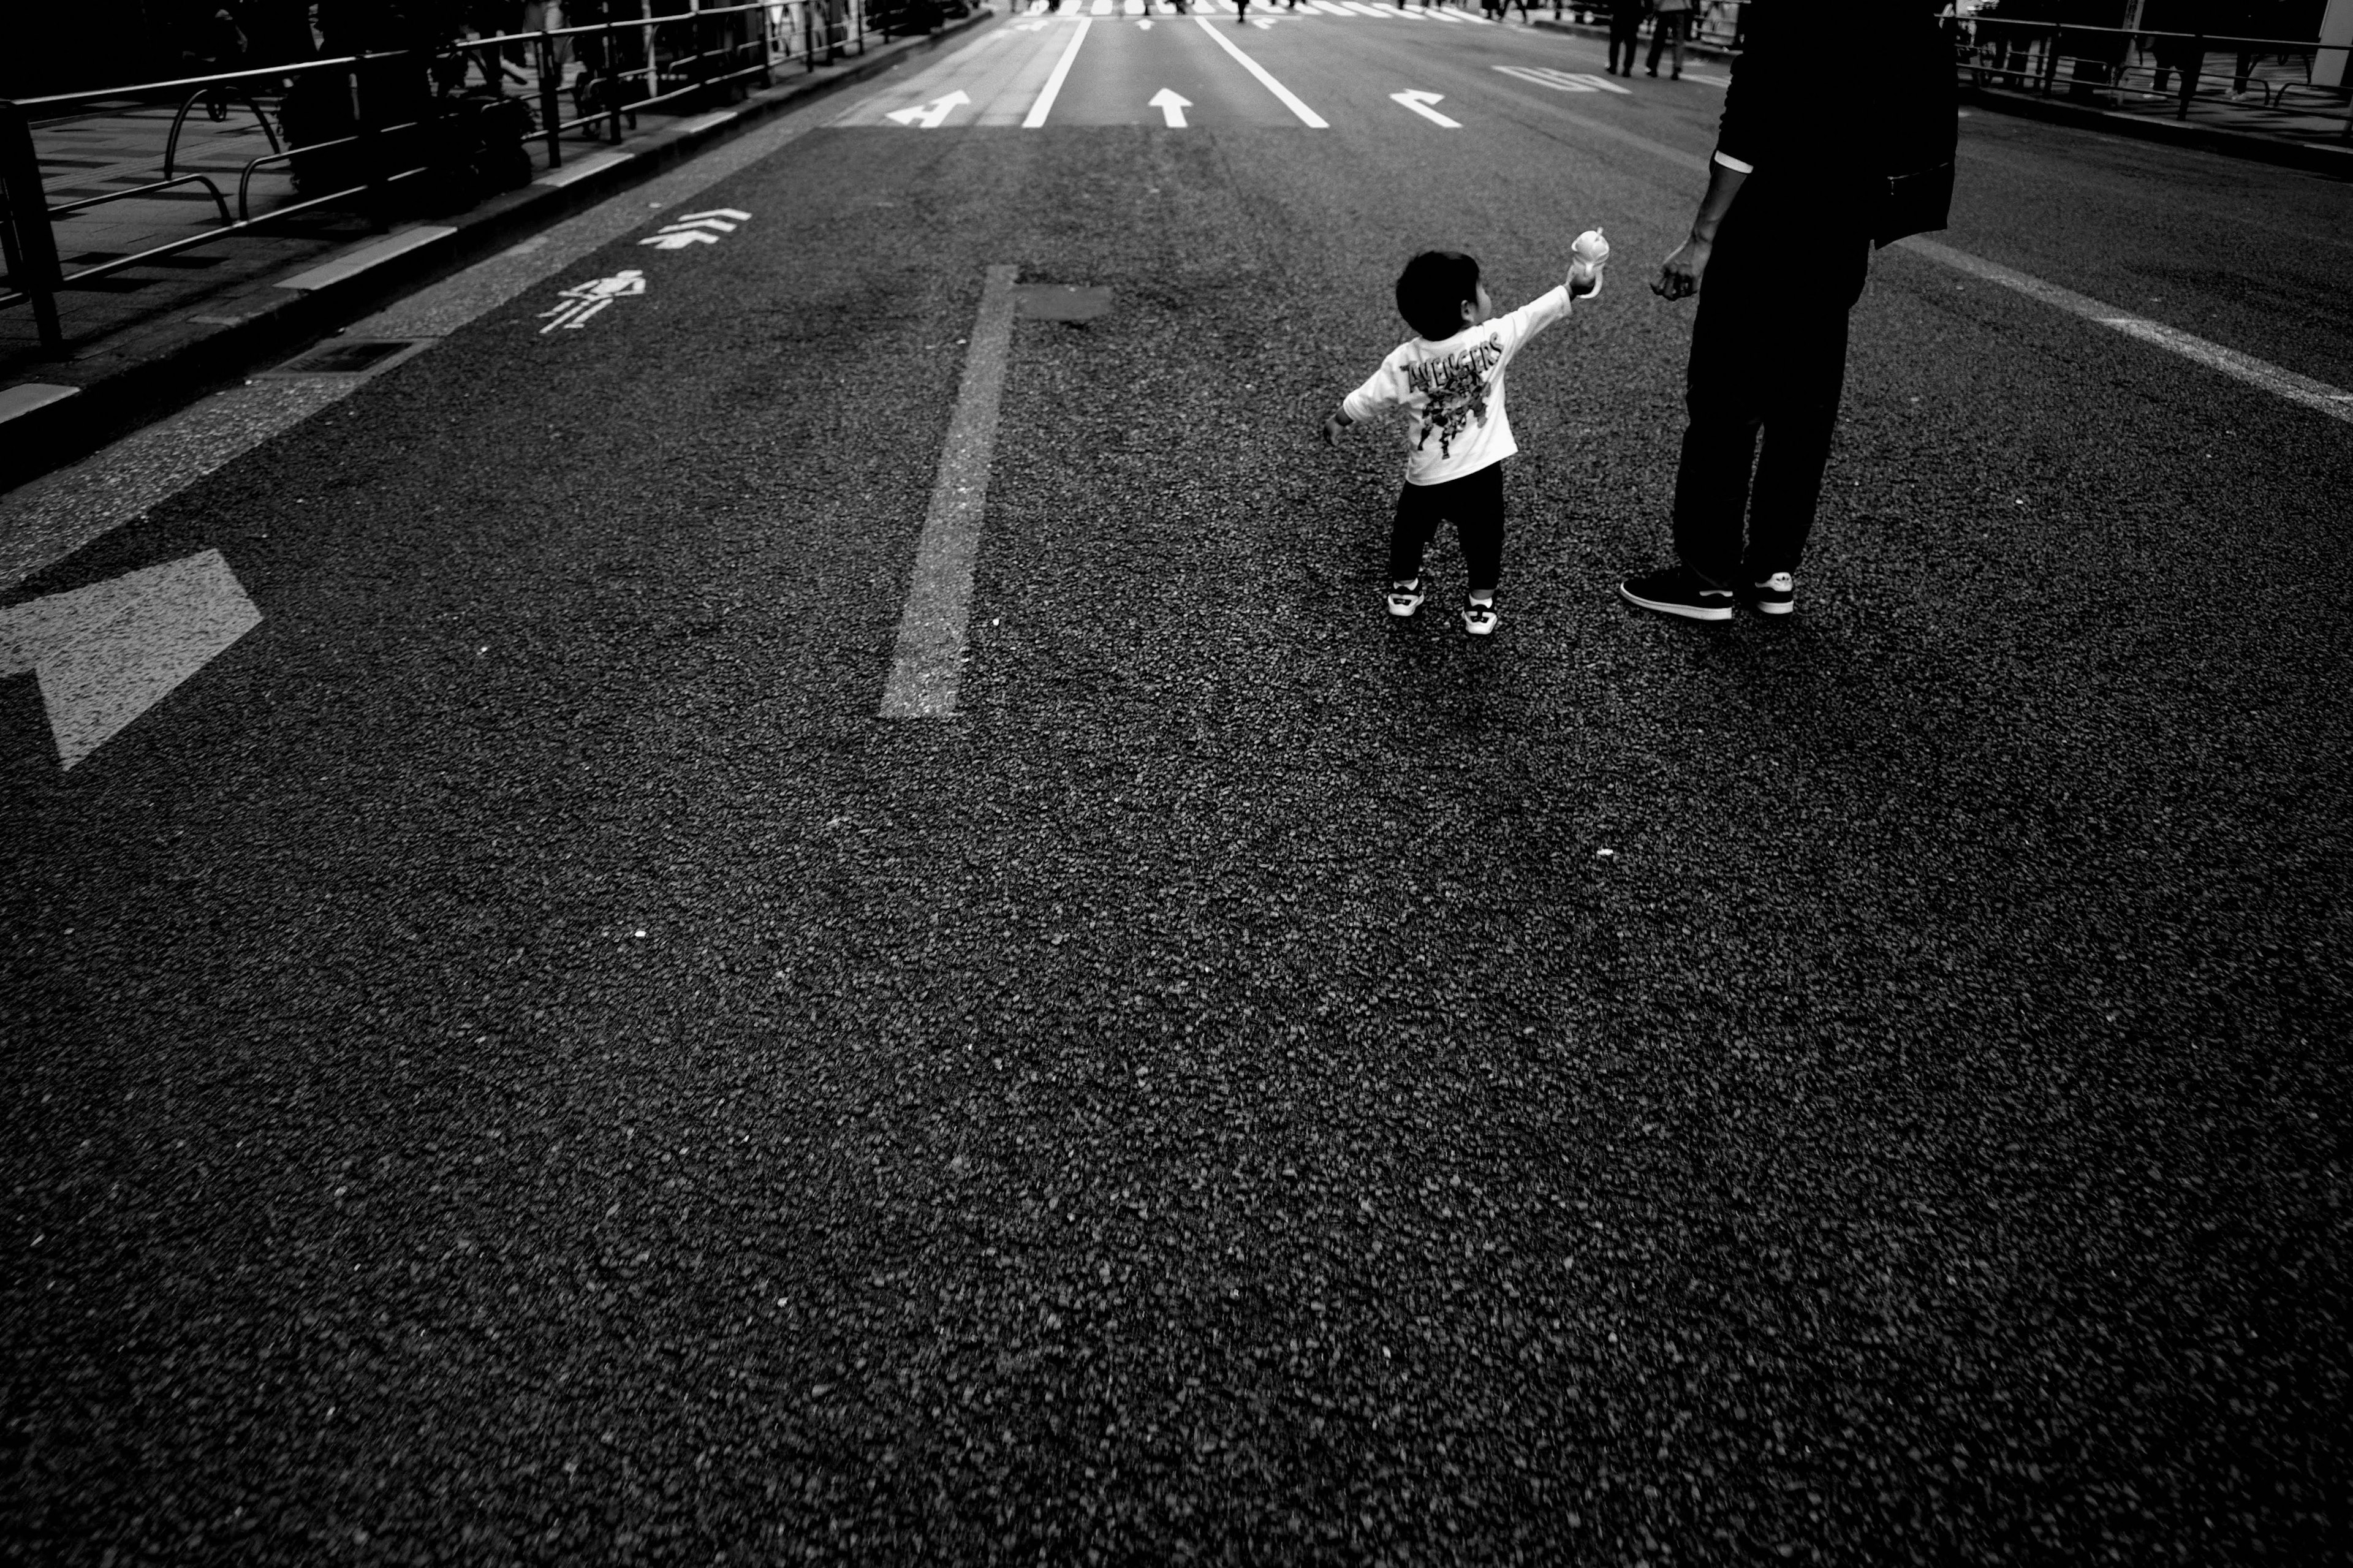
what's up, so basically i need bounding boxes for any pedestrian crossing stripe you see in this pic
[1026,0,1496,17]
[1492,64,1632,94]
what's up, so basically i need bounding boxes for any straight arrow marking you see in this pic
[676,208,751,222]
[1390,89,1461,127]
[1149,88,1191,127]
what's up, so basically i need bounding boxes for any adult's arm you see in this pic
[1652,156,1747,301]
[1652,1,1779,301]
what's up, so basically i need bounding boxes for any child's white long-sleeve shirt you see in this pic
[1341,284,1572,486]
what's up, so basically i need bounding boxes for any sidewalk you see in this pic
[0,15,995,494]
[1528,13,2353,176]
[1960,50,2353,176]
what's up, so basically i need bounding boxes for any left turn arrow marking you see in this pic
[1389,89,1461,128]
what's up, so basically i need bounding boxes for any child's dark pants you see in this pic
[1389,463,1504,590]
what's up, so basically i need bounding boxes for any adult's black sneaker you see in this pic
[1743,571,1794,616]
[1618,565,1733,622]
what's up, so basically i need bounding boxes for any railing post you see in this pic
[0,100,66,353]
[607,20,625,140]
[2040,21,2059,94]
[642,0,660,107]
[539,28,564,169]
[352,55,388,230]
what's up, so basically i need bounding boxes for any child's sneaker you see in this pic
[1461,596,1499,636]
[1743,571,1794,615]
[1387,578,1426,618]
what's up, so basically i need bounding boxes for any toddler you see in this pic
[1323,230,1608,635]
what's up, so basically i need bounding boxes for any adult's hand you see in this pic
[1653,238,1711,301]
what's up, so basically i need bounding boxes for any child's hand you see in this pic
[1322,413,1350,447]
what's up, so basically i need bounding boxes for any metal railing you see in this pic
[1,0,871,354]
[1953,19,2351,141]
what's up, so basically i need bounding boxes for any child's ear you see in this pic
[1460,297,1478,324]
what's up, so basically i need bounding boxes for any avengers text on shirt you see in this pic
[1407,333,1506,458]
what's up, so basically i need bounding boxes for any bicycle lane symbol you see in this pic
[538,268,647,333]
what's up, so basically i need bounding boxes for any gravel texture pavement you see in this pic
[6,13,2349,1565]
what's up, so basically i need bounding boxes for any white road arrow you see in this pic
[1389,89,1460,128]
[639,229,720,249]
[0,549,260,770]
[886,89,971,128]
[675,208,751,223]
[1149,88,1191,127]
[657,216,739,235]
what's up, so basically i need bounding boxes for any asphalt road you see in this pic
[6,7,2350,1563]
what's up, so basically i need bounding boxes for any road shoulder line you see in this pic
[880,265,1020,719]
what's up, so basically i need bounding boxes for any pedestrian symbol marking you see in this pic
[1390,89,1460,127]
[1,549,260,770]
[1150,88,1191,127]
[1493,65,1631,95]
[887,90,972,127]
[539,268,646,333]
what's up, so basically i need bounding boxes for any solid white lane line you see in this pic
[1025,16,1093,127]
[1897,237,2353,425]
[880,265,1020,719]
[1193,14,1328,127]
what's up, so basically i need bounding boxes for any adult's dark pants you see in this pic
[1672,177,1872,586]
[1608,15,1642,72]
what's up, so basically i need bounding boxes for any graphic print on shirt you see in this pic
[1407,332,1505,460]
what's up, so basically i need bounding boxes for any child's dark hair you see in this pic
[1395,250,1480,341]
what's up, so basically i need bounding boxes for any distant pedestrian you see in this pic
[1322,232,1612,636]
[2142,0,2202,96]
[1619,0,1957,623]
[1646,0,1689,77]
[1604,0,1646,74]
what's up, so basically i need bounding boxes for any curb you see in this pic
[1960,83,2353,179]
[0,9,996,496]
